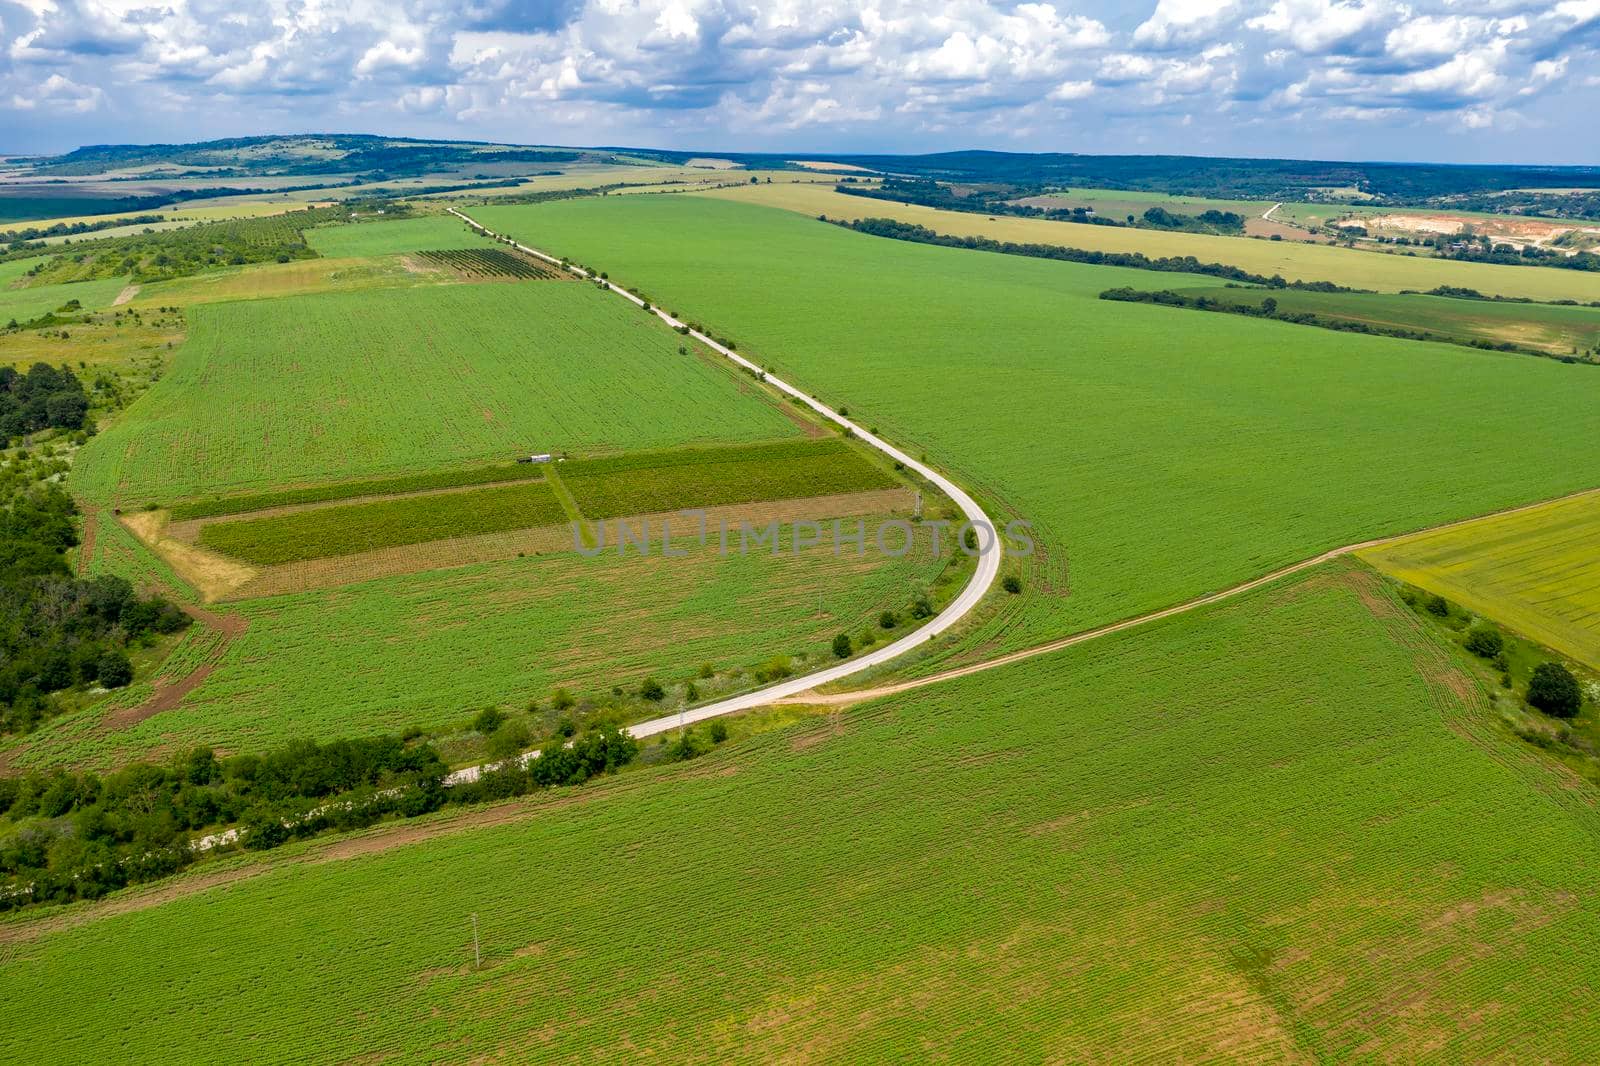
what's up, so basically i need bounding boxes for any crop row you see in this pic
[562,438,897,519]
[414,247,562,280]
[197,481,568,565]
[169,462,547,521]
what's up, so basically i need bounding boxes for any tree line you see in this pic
[833,216,1360,291]
[1096,287,1592,364]
[0,723,638,911]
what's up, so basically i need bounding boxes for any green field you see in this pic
[302,215,499,257]
[562,438,895,519]
[1025,187,1276,221]
[8,564,1600,1059]
[5,521,948,770]
[1360,491,1600,670]
[197,480,567,565]
[703,183,1600,302]
[169,461,547,520]
[477,194,1600,666]
[1178,284,1600,355]
[71,281,802,504]
[0,270,128,323]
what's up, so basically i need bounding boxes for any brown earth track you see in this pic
[784,484,1600,708]
[74,506,97,576]
[98,603,248,732]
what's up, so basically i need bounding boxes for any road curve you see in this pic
[445,207,1002,783]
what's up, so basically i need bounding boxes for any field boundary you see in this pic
[782,484,1600,707]
[448,207,1003,773]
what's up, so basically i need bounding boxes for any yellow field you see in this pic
[1359,490,1600,668]
[702,183,1600,303]
[427,166,835,201]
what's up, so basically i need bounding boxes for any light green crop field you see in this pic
[4,521,948,771]
[562,438,895,519]
[71,281,801,504]
[1175,285,1600,354]
[700,182,1600,302]
[197,480,567,564]
[1026,187,1276,219]
[1360,491,1600,670]
[0,271,128,322]
[7,565,1600,1060]
[476,195,1600,668]
[169,461,546,520]
[302,215,499,257]
[127,255,441,307]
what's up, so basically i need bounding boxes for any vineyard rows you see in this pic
[562,438,896,519]
[170,461,547,521]
[197,481,567,565]
[415,248,563,280]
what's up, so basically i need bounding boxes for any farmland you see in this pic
[1167,284,1600,355]
[126,255,443,307]
[1360,491,1600,670]
[196,480,567,565]
[561,438,895,519]
[477,194,1600,665]
[5,518,948,770]
[8,565,1600,1059]
[414,247,563,279]
[71,280,803,503]
[169,461,547,520]
[699,182,1600,302]
[302,214,498,257]
[0,271,128,323]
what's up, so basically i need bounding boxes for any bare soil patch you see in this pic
[121,510,257,601]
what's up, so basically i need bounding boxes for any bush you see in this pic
[910,595,933,619]
[1528,662,1583,718]
[709,720,729,744]
[1002,575,1022,594]
[473,706,505,734]
[1464,624,1504,659]
[488,720,531,760]
[551,687,576,711]
[96,651,133,689]
[639,677,666,702]
[879,610,899,630]
[832,632,853,659]
[1425,594,1450,617]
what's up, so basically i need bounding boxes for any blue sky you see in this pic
[2,0,1596,164]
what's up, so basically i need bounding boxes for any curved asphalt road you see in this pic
[445,207,1002,784]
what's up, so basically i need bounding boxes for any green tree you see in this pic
[639,677,666,702]
[473,706,505,734]
[1464,624,1504,659]
[832,632,853,659]
[1528,662,1582,718]
[97,651,133,689]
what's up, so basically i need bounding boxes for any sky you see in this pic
[1,0,1596,164]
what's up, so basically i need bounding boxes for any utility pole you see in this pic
[471,913,481,969]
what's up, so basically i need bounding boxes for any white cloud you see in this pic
[0,0,1592,159]
[1133,0,1239,49]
